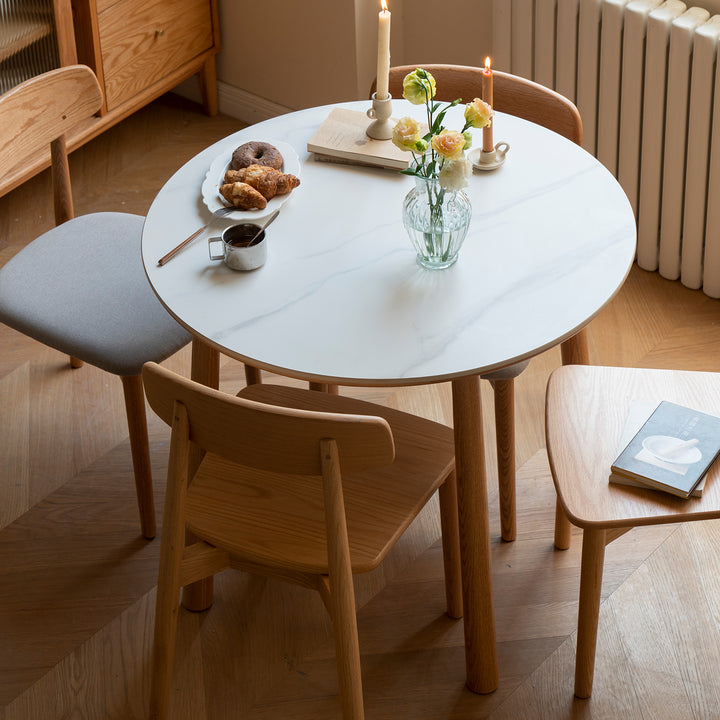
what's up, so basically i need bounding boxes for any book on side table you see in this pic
[610,400,720,498]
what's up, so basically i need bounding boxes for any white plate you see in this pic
[642,435,702,465]
[201,139,301,220]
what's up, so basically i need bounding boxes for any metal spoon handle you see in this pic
[157,206,235,266]
[249,209,280,245]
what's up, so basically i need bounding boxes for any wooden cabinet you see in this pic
[97,0,215,111]
[73,0,220,121]
[0,0,77,94]
[2,0,220,196]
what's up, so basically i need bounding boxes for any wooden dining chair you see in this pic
[0,65,191,538]
[142,361,461,720]
[373,63,583,542]
[546,364,720,697]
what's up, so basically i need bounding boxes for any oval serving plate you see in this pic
[201,139,301,220]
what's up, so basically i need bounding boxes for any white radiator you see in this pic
[493,0,720,297]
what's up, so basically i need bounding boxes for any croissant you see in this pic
[224,164,300,200]
[219,181,267,210]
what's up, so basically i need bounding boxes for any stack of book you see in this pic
[306,108,410,170]
[610,400,720,498]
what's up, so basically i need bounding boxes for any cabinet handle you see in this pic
[155,29,165,38]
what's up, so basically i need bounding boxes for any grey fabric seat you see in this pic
[0,65,192,539]
[0,212,189,376]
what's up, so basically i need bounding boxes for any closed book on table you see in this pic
[610,400,720,498]
[307,108,410,170]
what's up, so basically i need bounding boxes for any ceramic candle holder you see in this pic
[366,93,394,140]
[471,141,510,171]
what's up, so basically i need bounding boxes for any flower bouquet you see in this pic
[392,68,492,268]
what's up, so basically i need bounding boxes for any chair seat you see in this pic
[187,384,455,574]
[0,212,190,376]
[546,364,720,530]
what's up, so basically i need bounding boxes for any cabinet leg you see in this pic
[198,56,218,116]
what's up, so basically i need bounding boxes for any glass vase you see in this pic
[402,176,472,269]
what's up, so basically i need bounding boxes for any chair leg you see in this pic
[554,498,572,550]
[149,566,183,720]
[121,375,156,539]
[438,471,463,618]
[183,339,219,611]
[574,527,607,698]
[330,578,364,720]
[491,378,516,542]
[321,439,364,720]
[150,400,193,719]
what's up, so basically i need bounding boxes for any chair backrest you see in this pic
[0,65,104,224]
[142,362,396,476]
[373,63,582,145]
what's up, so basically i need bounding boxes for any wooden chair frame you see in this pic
[143,362,462,720]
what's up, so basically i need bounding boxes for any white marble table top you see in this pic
[142,100,636,387]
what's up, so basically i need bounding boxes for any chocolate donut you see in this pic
[230,141,283,170]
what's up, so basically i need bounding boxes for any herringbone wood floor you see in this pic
[2,93,720,719]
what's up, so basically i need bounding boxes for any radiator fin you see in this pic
[495,0,720,297]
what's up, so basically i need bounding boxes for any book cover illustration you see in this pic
[610,400,720,498]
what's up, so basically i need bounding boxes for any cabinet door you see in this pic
[97,0,214,109]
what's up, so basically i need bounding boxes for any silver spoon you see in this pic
[247,209,280,245]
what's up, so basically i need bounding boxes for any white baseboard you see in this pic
[172,78,293,126]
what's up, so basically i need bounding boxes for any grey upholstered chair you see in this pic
[0,65,191,538]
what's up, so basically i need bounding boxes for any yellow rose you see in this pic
[402,69,436,105]
[431,129,466,160]
[392,116,426,152]
[464,98,493,129]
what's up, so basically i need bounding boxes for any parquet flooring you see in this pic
[2,92,720,719]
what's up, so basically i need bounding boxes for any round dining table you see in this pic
[141,99,637,694]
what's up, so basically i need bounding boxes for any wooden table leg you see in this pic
[560,328,589,366]
[245,364,262,385]
[451,375,498,694]
[554,328,590,549]
[182,337,220,612]
[309,382,340,394]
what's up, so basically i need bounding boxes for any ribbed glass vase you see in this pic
[402,176,472,269]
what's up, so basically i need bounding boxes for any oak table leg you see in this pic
[309,382,340,394]
[182,337,220,612]
[560,328,589,365]
[245,364,262,386]
[451,375,498,694]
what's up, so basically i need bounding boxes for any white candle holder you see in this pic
[470,141,510,171]
[366,93,394,140]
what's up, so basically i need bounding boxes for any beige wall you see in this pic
[216,0,494,111]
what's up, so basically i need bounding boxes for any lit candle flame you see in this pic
[485,56,492,72]
[381,0,388,11]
